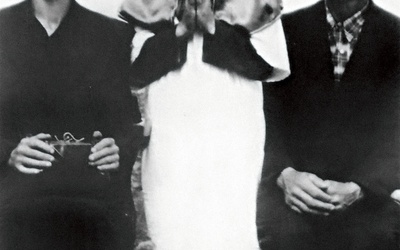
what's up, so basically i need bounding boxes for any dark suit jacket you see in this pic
[258,1,400,249]
[0,1,141,249]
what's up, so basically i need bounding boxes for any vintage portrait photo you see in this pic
[0,0,399,249]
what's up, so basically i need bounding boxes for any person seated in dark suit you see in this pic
[0,0,142,249]
[257,0,400,249]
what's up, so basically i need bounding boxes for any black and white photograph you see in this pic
[0,0,399,249]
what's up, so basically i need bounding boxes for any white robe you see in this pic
[134,20,289,250]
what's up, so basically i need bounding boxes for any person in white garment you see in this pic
[119,0,290,249]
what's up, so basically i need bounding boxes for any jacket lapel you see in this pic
[342,2,381,83]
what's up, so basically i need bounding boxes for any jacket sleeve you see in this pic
[99,21,144,190]
[348,21,400,204]
[0,46,21,177]
[260,79,294,190]
[349,73,400,204]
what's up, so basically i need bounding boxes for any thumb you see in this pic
[309,174,329,190]
[93,131,103,138]
[92,131,103,145]
[33,133,52,141]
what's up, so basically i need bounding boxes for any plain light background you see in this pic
[0,0,399,17]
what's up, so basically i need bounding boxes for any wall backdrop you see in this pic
[0,0,399,17]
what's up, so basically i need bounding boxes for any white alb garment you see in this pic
[135,20,289,250]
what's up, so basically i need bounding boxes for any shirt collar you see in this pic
[325,0,369,42]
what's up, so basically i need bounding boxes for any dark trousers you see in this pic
[257,184,400,250]
[0,196,135,250]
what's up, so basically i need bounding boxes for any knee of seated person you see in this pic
[363,203,400,246]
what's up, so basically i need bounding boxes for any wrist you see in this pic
[277,167,295,189]
[356,185,364,201]
[391,190,400,204]
[350,182,364,201]
[7,152,15,169]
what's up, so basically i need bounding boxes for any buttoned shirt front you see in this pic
[325,1,369,82]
